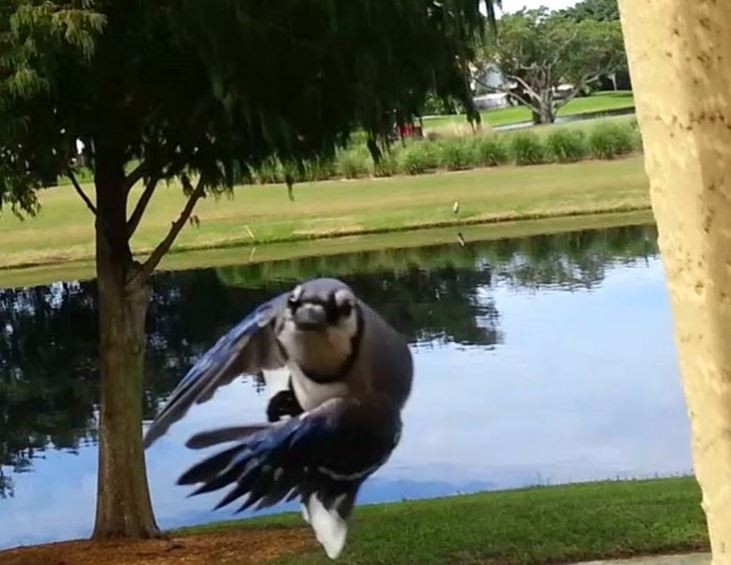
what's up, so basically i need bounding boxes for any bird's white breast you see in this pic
[288,361,349,411]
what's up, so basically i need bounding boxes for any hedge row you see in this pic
[249,120,641,184]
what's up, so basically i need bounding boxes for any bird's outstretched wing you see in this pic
[143,293,289,449]
[178,394,403,558]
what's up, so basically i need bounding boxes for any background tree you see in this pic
[559,0,630,91]
[0,0,495,540]
[560,0,619,23]
[474,7,627,124]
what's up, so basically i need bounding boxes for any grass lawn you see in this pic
[423,90,634,130]
[0,209,655,289]
[1,477,707,564]
[0,155,650,288]
[253,477,709,564]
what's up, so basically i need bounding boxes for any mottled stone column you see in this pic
[618,1,731,562]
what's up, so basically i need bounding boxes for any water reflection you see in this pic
[0,223,690,549]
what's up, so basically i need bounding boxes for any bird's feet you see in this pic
[267,388,304,422]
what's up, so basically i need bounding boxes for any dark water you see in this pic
[0,223,691,549]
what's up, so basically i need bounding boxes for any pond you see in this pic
[0,223,691,550]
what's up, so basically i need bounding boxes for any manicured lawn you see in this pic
[423,90,635,130]
[0,156,650,287]
[182,477,708,565]
[0,209,655,289]
[1,478,708,565]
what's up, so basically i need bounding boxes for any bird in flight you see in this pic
[144,278,413,559]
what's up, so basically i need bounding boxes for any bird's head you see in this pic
[276,278,362,381]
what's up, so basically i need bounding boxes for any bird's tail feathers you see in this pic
[178,416,361,561]
[306,490,355,560]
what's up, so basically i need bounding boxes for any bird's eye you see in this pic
[339,301,353,318]
[333,289,355,319]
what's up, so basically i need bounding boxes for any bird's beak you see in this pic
[294,303,328,331]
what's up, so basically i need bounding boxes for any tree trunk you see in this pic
[538,104,554,125]
[619,1,731,562]
[530,88,556,125]
[541,88,555,124]
[532,96,555,124]
[92,158,159,539]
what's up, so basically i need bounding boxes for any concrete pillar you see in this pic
[617,2,731,562]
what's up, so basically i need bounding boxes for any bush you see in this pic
[299,157,337,182]
[589,122,636,159]
[398,141,439,175]
[545,129,588,163]
[374,149,400,177]
[627,119,643,152]
[337,145,373,178]
[255,156,285,184]
[509,132,547,165]
[632,129,644,153]
[438,137,476,171]
[474,135,510,167]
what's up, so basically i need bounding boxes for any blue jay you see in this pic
[144,278,413,559]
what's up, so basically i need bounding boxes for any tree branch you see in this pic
[474,78,539,113]
[554,86,582,111]
[506,74,542,102]
[554,74,600,111]
[66,167,97,216]
[123,161,148,194]
[138,174,205,282]
[127,173,160,239]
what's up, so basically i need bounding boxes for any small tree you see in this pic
[1,0,494,540]
[474,8,627,124]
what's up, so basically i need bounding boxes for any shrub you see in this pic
[509,132,547,165]
[589,122,635,159]
[337,145,373,178]
[633,129,644,153]
[474,135,510,167]
[627,119,644,152]
[299,157,337,182]
[545,129,588,163]
[374,149,400,177]
[438,137,476,170]
[398,141,439,175]
[255,156,285,184]
[426,122,477,141]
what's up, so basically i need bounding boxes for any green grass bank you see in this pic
[181,477,707,565]
[0,156,651,288]
[422,90,634,130]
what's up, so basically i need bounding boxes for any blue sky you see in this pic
[500,0,579,14]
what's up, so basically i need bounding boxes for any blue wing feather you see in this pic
[178,395,402,519]
[143,294,288,449]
